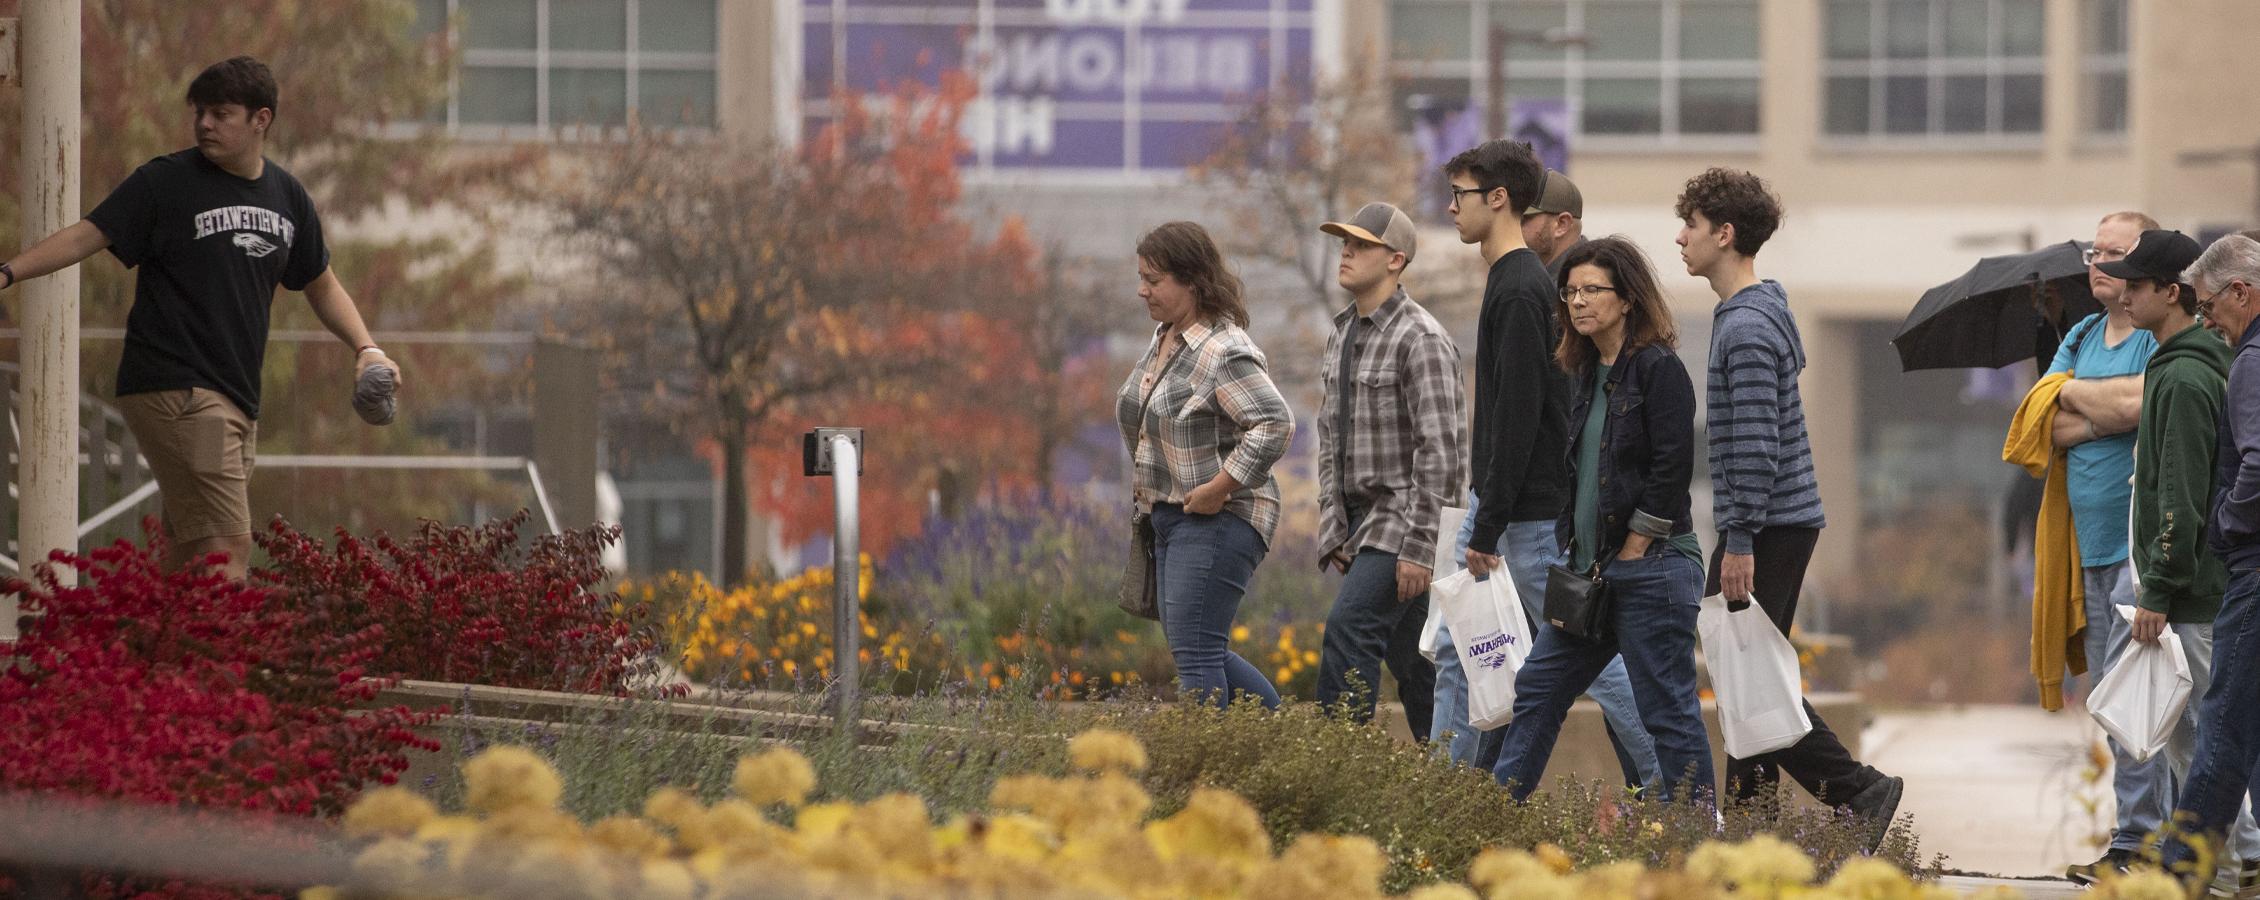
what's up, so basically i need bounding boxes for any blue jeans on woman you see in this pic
[1493,549,1715,805]
[1433,500,1661,788]
[1152,503,1281,710]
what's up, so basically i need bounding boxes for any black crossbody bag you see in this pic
[1544,540,1614,641]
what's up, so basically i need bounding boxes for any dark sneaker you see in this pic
[2066,848,2135,886]
[2210,858,2260,899]
[1845,775,1905,853]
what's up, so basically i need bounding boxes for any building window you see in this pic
[412,0,718,132]
[1822,0,2045,140]
[1388,0,1762,143]
[2081,0,2128,135]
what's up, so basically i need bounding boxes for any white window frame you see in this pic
[411,0,720,141]
[1818,0,2047,149]
[1387,0,1764,152]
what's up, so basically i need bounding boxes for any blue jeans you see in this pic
[2081,560,2171,852]
[1493,550,1715,804]
[1316,547,1436,734]
[2166,568,2260,869]
[1152,503,1281,710]
[1432,503,1661,787]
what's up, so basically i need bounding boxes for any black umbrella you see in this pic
[1893,240,2105,372]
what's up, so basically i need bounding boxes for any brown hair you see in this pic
[1137,222,1249,328]
[1673,167,1782,256]
[1441,140,1544,215]
[1554,236,1679,375]
[2101,210,2162,230]
[187,56,279,117]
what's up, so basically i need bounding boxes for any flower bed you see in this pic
[0,534,439,898]
[317,730,2169,899]
[257,512,668,695]
[638,498,1337,699]
[0,516,668,898]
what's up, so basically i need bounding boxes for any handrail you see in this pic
[7,455,566,577]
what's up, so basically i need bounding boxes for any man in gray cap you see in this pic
[1522,169,1586,276]
[1313,202,1467,737]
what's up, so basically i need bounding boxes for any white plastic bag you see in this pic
[2089,604,2191,762]
[1698,594,1813,758]
[1430,566,1532,730]
[1418,506,1470,663]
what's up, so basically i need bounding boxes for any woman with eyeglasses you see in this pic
[1115,221,1293,710]
[1491,236,1716,804]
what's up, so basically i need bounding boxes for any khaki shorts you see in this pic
[117,388,257,542]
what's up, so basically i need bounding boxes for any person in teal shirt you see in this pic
[2045,212,2167,884]
[1491,236,1713,806]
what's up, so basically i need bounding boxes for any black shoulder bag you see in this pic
[1117,342,1185,622]
[1544,541,1614,641]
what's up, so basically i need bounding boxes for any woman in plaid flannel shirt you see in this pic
[1116,222,1296,709]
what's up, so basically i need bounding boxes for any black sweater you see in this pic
[1469,248,1572,550]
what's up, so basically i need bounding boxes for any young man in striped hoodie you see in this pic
[1674,168,1902,845]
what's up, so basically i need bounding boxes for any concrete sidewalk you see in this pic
[1864,704,2105,894]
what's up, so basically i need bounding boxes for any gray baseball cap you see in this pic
[1320,202,1418,267]
[1525,169,1583,218]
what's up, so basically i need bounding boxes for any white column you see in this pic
[16,0,83,619]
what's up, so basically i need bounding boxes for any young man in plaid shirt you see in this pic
[1313,202,1468,736]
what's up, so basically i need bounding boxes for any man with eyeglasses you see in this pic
[2048,211,2170,887]
[2159,233,2260,899]
[1435,140,1662,794]
[2099,229,2260,896]
[1448,163,1661,789]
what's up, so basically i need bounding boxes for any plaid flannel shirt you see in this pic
[1116,319,1296,547]
[1317,287,1469,567]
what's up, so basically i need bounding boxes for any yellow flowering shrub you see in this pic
[634,563,965,691]
[632,563,1329,700]
[319,731,2174,900]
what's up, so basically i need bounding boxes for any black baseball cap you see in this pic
[2096,229,2203,283]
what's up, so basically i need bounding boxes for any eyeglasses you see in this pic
[1562,284,1620,302]
[2198,280,2245,318]
[2083,245,2130,266]
[1446,186,1490,208]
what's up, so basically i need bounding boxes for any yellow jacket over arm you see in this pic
[2003,371,2087,711]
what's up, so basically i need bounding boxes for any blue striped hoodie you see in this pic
[1708,280,1827,554]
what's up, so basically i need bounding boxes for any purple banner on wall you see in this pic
[801,0,1317,174]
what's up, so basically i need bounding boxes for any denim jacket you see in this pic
[1555,342,1699,561]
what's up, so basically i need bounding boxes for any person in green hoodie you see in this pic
[2103,228,2260,879]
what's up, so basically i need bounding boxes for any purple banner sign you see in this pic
[800,0,1317,174]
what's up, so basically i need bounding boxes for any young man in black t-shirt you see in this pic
[0,57,399,578]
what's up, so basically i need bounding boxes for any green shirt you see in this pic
[1572,364,1611,572]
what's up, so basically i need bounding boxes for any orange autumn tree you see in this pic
[747,242,1122,556]
[546,74,1066,580]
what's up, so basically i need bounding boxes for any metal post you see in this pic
[829,434,860,734]
[15,0,83,621]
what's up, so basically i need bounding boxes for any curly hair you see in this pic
[1554,236,1679,375]
[1442,140,1544,215]
[1673,167,1782,257]
[1137,222,1249,328]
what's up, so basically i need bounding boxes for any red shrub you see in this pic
[253,512,666,694]
[0,537,434,818]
